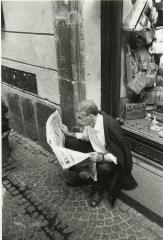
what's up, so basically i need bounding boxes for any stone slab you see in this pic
[21,97,37,141]
[2,84,60,150]
[2,32,57,70]
[59,79,75,130]
[55,18,72,80]
[2,1,54,33]
[7,93,24,135]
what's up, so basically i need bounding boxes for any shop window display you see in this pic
[121,0,163,154]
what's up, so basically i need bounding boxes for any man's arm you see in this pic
[60,124,89,140]
[60,124,76,137]
[75,127,89,141]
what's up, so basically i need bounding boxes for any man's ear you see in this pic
[89,114,94,119]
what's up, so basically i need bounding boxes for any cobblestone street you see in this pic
[2,130,163,240]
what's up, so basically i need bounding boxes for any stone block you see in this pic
[7,93,25,134]
[21,97,37,141]
[55,18,72,80]
[59,79,75,130]
[72,81,86,111]
[36,101,56,150]
[2,1,54,33]
[2,33,57,70]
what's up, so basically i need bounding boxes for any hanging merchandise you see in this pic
[149,27,163,54]
[123,0,149,31]
[149,41,163,54]
[133,46,151,70]
[157,54,163,85]
[126,46,158,94]
[159,55,163,74]
[136,28,155,45]
[156,75,163,86]
[155,27,163,42]
[123,0,158,45]
[123,0,158,30]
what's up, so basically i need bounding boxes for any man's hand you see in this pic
[60,124,70,136]
[60,124,76,137]
[89,152,103,162]
[105,153,117,164]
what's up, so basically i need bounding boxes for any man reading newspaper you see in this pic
[46,100,137,208]
[46,110,92,172]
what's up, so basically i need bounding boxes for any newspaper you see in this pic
[46,110,91,170]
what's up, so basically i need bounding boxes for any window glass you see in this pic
[121,0,163,144]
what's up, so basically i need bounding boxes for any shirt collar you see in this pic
[93,114,103,132]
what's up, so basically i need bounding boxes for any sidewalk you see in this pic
[2,130,163,240]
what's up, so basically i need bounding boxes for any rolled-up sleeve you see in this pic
[75,127,89,141]
[104,153,117,164]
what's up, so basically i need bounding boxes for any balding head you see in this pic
[76,100,98,127]
[77,100,98,116]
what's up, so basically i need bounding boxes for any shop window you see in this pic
[121,0,163,164]
[101,0,163,165]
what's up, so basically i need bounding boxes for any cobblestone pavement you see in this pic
[2,130,163,240]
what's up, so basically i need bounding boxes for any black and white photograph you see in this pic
[1,0,163,239]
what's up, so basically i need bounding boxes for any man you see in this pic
[62,100,137,208]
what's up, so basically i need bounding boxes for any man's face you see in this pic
[76,111,93,127]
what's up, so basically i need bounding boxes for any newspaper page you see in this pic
[46,110,90,169]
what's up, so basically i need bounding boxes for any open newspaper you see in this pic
[46,110,91,170]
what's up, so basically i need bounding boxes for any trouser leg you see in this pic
[96,162,122,198]
[96,162,116,189]
[65,135,93,153]
[89,162,115,207]
[109,168,122,200]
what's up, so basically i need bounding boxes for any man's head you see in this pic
[76,100,98,127]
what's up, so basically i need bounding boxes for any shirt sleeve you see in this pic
[104,153,117,164]
[75,127,90,141]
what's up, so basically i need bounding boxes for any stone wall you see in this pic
[2,1,102,148]
[2,1,85,148]
[1,1,59,149]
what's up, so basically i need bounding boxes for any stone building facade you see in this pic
[1,0,101,150]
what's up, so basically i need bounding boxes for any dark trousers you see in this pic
[65,136,122,199]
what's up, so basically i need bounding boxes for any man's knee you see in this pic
[97,162,115,174]
[65,136,78,149]
[65,135,93,153]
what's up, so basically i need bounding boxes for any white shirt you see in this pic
[76,114,117,164]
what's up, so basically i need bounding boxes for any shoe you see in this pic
[66,177,92,187]
[90,190,103,207]
[108,196,116,208]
